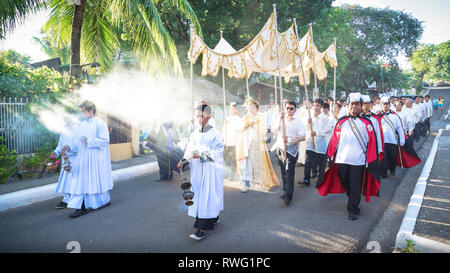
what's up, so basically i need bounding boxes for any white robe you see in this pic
[183,126,224,219]
[54,123,81,202]
[68,116,113,209]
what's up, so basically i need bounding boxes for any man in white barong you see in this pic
[67,100,113,218]
[177,104,224,241]
[51,116,81,209]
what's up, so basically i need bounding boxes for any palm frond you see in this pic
[42,0,74,49]
[81,0,120,72]
[111,0,183,75]
[0,0,45,38]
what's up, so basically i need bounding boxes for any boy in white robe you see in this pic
[177,104,224,241]
[67,100,113,218]
[51,117,81,209]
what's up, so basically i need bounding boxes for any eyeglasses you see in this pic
[286,107,295,111]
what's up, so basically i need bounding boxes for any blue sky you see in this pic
[1,1,449,68]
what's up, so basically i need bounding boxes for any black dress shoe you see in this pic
[298,180,310,186]
[348,213,359,221]
[55,201,67,209]
[69,208,89,218]
[158,176,169,181]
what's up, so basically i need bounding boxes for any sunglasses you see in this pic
[286,107,295,111]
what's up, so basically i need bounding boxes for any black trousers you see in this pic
[337,164,365,214]
[381,143,398,176]
[404,136,418,158]
[304,150,316,181]
[194,216,219,231]
[305,150,327,185]
[224,146,237,180]
[278,152,298,199]
[425,118,431,133]
[156,150,172,179]
[413,122,423,140]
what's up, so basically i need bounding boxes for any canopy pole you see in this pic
[246,76,250,98]
[189,24,194,129]
[273,4,286,160]
[221,30,227,145]
[310,23,318,100]
[273,4,284,110]
[293,18,309,104]
[333,37,337,115]
[295,19,315,149]
[274,75,278,108]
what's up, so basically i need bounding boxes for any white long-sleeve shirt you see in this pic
[271,114,306,157]
[413,103,425,122]
[381,112,405,146]
[306,112,332,154]
[335,117,369,166]
[424,100,433,118]
[397,108,415,132]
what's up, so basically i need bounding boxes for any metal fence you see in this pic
[0,97,57,154]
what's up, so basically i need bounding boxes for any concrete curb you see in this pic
[0,162,158,212]
[394,129,450,252]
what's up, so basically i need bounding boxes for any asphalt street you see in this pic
[0,88,448,253]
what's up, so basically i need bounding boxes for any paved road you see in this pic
[413,87,450,246]
[0,88,448,253]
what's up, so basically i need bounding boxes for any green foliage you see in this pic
[32,35,70,65]
[431,41,450,83]
[410,41,450,85]
[0,137,18,183]
[0,50,70,99]
[0,0,45,40]
[341,4,423,93]
[22,139,58,171]
[42,0,202,76]
[401,239,420,253]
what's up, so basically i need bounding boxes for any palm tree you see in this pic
[0,0,45,39]
[32,35,70,65]
[43,0,202,81]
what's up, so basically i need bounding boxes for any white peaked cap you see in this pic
[380,96,390,104]
[362,95,371,103]
[348,92,362,103]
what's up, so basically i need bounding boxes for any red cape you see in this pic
[317,116,381,202]
[371,114,385,161]
[397,147,421,168]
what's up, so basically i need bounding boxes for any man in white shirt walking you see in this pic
[271,101,306,206]
[379,97,405,178]
[299,99,331,187]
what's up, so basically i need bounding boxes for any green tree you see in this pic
[410,44,435,84]
[342,5,423,92]
[0,50,69,99]
[43,0,202,80]
[431,41,450,82]
[0,0,45,39]
[32,34,71,65]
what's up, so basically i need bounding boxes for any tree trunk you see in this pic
[69,0,87,90]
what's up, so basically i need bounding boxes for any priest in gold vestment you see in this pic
[236,100,280,192]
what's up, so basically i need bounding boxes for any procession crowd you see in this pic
[50,92,431,241]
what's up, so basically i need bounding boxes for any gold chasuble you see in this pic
[236,112,280,190]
